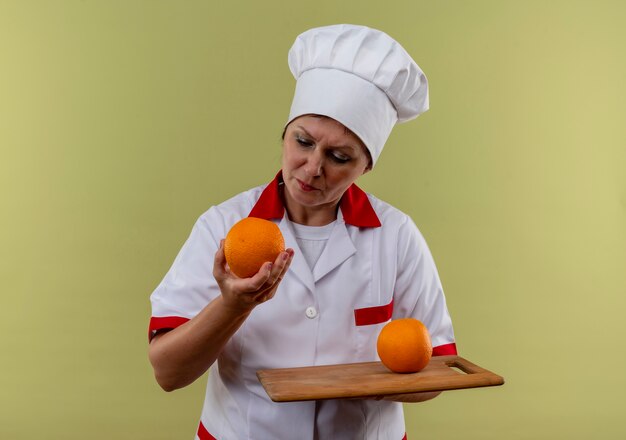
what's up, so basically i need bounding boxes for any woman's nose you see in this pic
[305,152,323,177]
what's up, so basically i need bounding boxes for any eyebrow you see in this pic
[295,125,358,152]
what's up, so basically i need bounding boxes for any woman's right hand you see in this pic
[213,239,295,314]
[149,241,294,392]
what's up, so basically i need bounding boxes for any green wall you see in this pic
[1,1,624,438]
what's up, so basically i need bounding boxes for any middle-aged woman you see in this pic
[149,24,457,440]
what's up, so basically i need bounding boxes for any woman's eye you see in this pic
[331,153,350,163]
[296,136,313,147]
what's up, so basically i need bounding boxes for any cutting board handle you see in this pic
[446,356,490,375]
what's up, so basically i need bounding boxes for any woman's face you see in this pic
[281,115,371,223]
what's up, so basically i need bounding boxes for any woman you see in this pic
[149,24,457,440]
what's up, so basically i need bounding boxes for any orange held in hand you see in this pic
[224,217,285,278]
[377,318,433,373]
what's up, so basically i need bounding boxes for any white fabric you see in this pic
[291,220,335,270]
[287,24,429,165]
[150,184,455,440]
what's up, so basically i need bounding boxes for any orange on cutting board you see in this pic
[377,318,433,373]
[224,217,285,278]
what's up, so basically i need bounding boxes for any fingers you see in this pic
[270,248,294,287]
[212,239,227,280]
[273,248,294,285]
[217,246,295,310]
[248,249,295,302]
[242,261,273,291]
[246,248,294,289]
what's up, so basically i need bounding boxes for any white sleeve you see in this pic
[148,208,224,341]
[392,216,457,355]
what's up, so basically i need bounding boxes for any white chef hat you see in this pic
[287,24,429,166]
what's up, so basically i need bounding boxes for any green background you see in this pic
[1,0,624,438]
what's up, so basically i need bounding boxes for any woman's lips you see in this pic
[297,179,318,192]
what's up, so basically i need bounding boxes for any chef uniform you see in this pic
[149,24,457,440]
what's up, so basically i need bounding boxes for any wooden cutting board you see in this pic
[257,355,504,402]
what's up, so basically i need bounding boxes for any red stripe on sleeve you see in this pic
[148,316,190,341]
[354,300,394,326]
[197,422,216,440]
[432,342,458,356]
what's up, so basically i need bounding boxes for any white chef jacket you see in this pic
[149,171,457,440]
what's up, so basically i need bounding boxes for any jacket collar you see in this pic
[248,171,381,228]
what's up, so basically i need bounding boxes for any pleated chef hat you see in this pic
[287,24,429,166]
